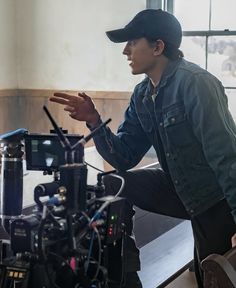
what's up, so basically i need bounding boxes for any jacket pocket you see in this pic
[163,103,195,147]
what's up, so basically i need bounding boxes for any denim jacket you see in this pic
[92,58,236,220]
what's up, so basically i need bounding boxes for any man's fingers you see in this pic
[64,106,75,112]
[50,97,69,105]
[51,92,86,104]
[53,92,78,100]
[69,113,78,119]
[52,92,82,104]
[78,92,89,99]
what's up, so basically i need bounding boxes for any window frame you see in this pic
[146,0,236,89]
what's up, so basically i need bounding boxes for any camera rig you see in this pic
[0,106,126,288]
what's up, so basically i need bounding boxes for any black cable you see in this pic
[91,226,102,281]
[37,218,47,262]
[119,225,127,288]
[44,260,61,288]
[84,161,104,173]
[37,209,61,288]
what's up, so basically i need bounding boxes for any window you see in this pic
[147,0,236,119]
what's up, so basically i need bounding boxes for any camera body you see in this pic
[0,129,125,288]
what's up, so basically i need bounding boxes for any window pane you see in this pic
[226,89,236,121]
[180,37,206,69]
[211,0,236,30]
[208,36,236,87]
[173,0,210,30]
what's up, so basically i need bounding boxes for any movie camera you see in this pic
[0,106,126,288]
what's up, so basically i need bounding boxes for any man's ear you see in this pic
[153,39,165,56]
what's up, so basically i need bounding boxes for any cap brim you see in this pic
[106,26,141,43]
[106,28,130,43]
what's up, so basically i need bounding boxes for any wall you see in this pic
[0,0,146,137]
[15,0,146,91]
[0,0,17,89]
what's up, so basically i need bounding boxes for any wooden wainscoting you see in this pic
[0,88,158,170]
[0,89,131,141]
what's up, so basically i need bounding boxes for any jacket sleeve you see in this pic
[91,92,151,171]
[185,71,236,222]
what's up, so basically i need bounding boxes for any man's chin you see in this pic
[131,70,142,75]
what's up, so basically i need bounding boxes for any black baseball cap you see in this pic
[106,9,182,48]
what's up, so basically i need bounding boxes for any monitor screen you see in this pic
[25,133,83,171]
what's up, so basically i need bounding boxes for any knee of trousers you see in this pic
[103,174,126,196]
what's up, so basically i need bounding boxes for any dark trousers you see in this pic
[104,167,236,287]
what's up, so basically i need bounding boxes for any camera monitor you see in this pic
[25,133,83,171]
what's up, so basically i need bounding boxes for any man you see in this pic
[50,9,236,288]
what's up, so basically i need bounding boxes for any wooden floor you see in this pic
[138,221,196,288]
[165,270,197,288]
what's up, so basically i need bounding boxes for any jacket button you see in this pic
[174,179,179,185]
[166,152,170,157]
[159,122,163,127]
[171,117,176,123]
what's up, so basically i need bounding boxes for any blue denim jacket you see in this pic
[93,58,236,220]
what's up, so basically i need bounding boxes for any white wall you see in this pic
[0,0,17,89]
[16,0,146,91]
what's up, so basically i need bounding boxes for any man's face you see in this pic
[122,37,158,75]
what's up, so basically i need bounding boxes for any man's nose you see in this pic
[122,43,129,55]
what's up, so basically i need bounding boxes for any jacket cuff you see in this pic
[86,117,103,131]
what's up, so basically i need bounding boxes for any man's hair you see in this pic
[147,39,184,61]
[162,42,184,60]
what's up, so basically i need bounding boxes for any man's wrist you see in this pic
[86,113,102,129]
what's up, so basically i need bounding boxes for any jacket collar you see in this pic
[144,58,182,98]
[159,58,182,89]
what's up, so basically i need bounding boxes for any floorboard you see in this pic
[138,221,194,288]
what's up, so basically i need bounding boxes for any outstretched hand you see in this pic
[50,92,100,127]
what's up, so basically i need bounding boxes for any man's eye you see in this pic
[128,40,136,46]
